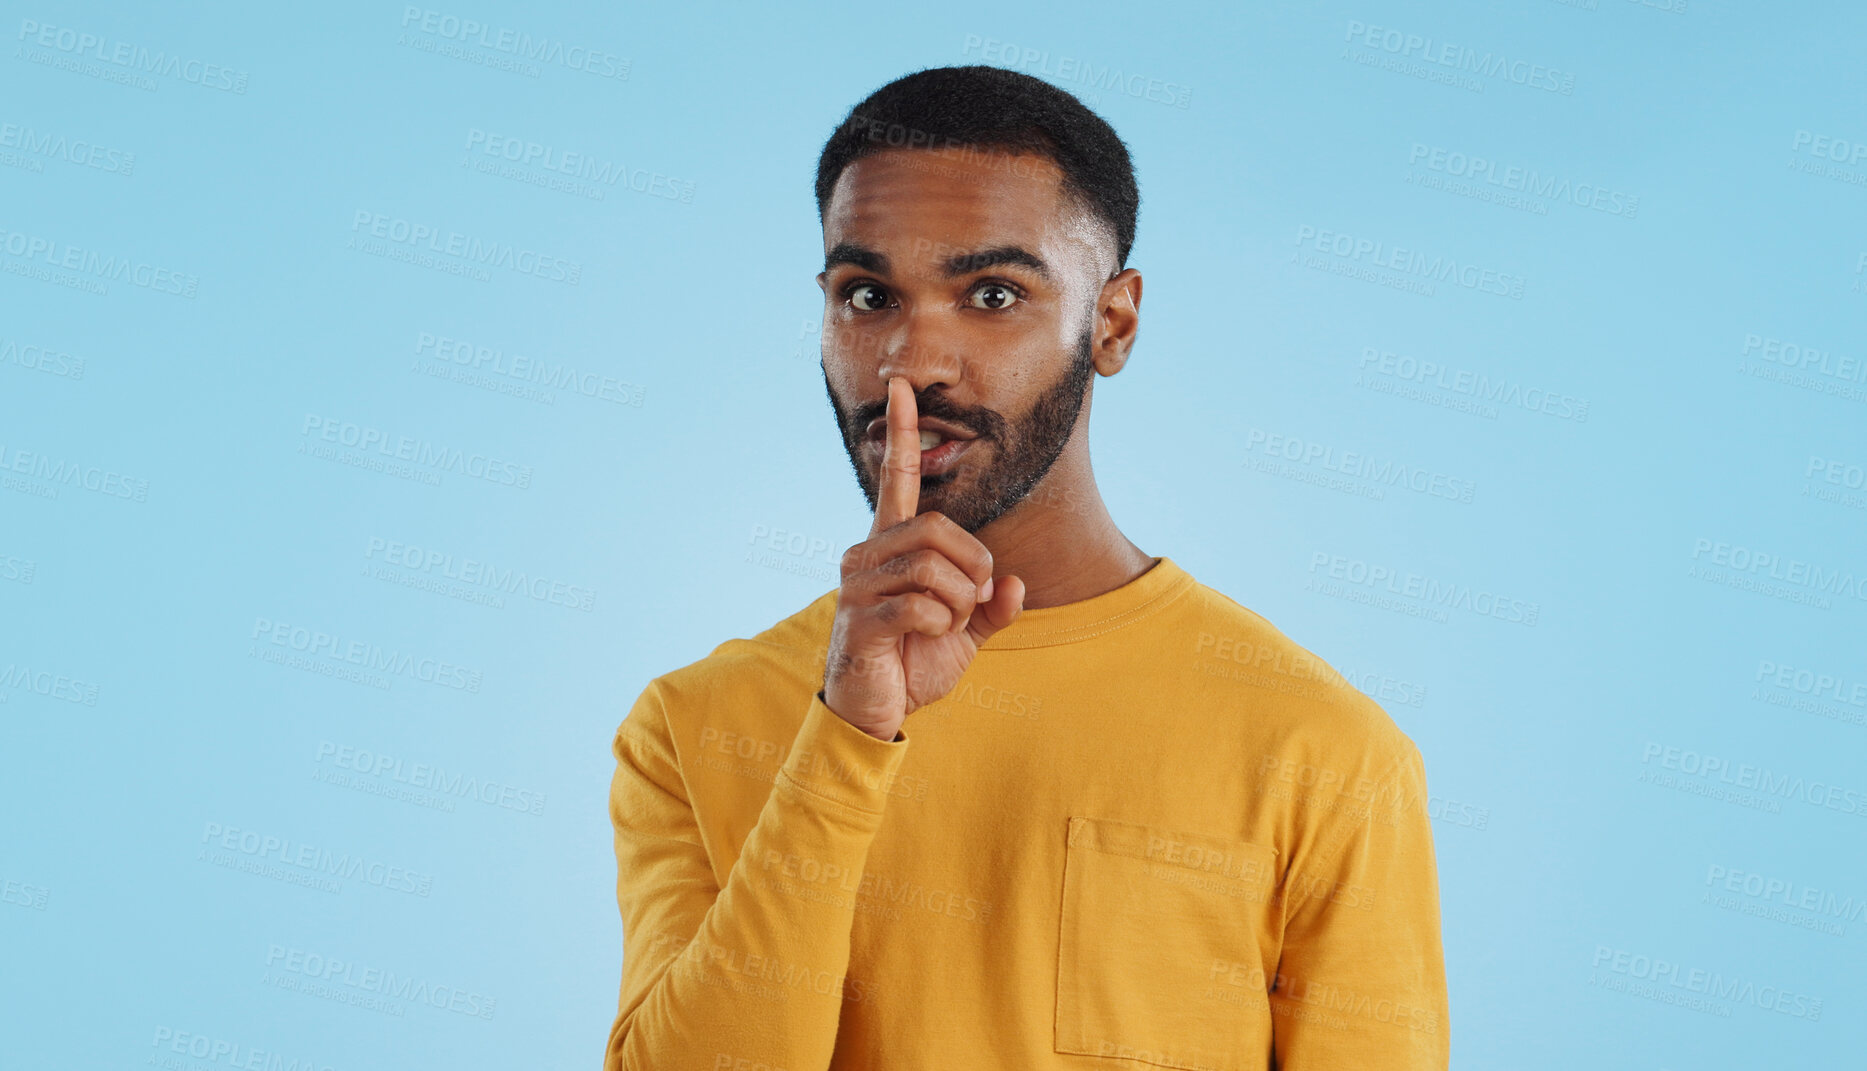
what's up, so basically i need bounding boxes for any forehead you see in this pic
[823,147,1105,274]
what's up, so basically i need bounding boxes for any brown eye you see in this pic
[850,284,890,311]
[969,283,1019,310]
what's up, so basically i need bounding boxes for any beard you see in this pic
[823,325,1096,534]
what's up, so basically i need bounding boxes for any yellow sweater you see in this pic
[604,556,1449,1070]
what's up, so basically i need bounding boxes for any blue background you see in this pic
[3,1,1864,1067]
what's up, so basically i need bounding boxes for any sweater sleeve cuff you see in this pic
[776,691,911,816]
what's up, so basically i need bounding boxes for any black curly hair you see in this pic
[814,65,1140,270]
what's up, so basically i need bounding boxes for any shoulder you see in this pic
[619,587,839,745]
[1176,575,1421,782]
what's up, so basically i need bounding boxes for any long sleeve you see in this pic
[1268,742,1450,1070]
[602,681,910,1071]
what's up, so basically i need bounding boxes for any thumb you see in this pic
[965,574,1025,647]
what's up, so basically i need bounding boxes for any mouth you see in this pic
[860,411,984,479]
[864,433,978,477]
[863,415,980,448]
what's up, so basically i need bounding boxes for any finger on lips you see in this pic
[864,376,995,632]
[871,376,921,538]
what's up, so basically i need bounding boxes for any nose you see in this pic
[873,308,962,397]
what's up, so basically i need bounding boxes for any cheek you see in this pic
[963,331,1050,397]
[816,335,858,388]
[823,322,888,369]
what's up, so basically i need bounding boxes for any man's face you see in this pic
[817,145,1114,534]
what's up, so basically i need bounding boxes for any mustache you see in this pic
[851,389,1002,441]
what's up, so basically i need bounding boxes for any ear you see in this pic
[1092,268,1143,375]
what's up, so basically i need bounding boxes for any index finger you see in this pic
[870,375,920,537]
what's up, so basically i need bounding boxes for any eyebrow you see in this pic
[824,242,886,274]
[943,245,1050,281]
[823,242,1052,282]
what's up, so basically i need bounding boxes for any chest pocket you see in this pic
[1054,816,1279,1070]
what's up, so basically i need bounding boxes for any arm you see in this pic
[1268,743,1450,1070]
[602,681,910,1071]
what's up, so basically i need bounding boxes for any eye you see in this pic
[847,283,891,311]
[968,283,1021,310]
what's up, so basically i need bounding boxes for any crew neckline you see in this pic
[983,555,1194,649]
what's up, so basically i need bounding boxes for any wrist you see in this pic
[819,689,903,743]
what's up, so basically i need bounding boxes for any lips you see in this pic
[864,414,980,447]
[865,434,975,477]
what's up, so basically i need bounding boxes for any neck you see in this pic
[973,447,1153,610]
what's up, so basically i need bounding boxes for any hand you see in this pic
[822,376,1025,740]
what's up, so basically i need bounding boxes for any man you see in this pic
[604,65,1449,1070]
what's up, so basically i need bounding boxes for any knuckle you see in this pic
[967,541,993,576]
[909,549,942,583]
[840,543,870,574]
[915,592,951,623]
[935,562,969,598]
